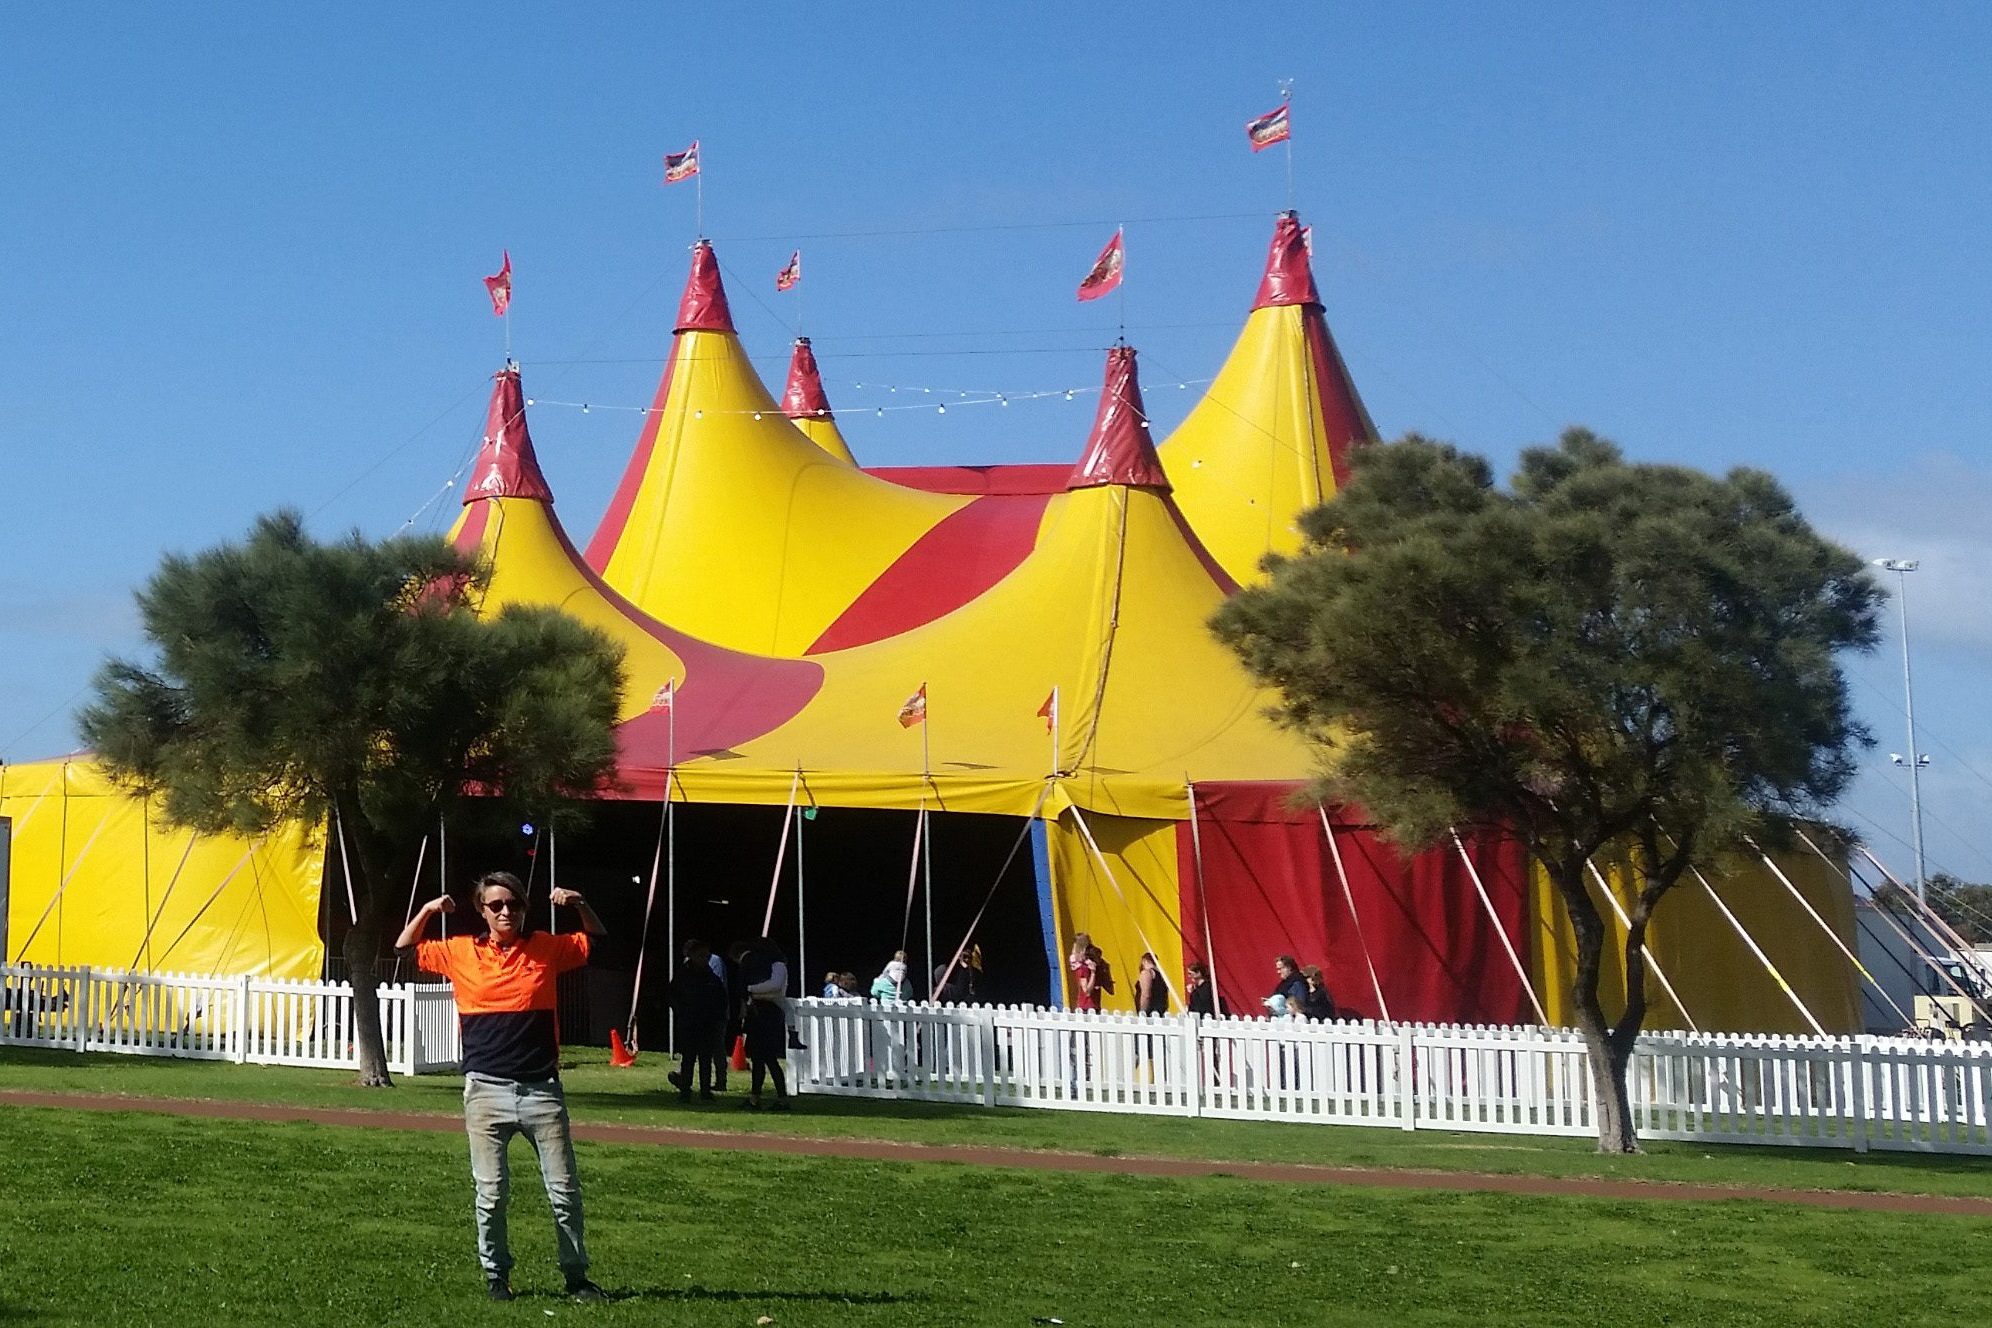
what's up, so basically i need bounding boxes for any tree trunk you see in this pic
[1550,856,1643,1153]
[334,789,395,1088]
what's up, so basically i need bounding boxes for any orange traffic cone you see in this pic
[730,1034,748,1072]
[609,1027,637,1068]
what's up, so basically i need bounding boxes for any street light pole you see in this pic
[1873,558,1928,901]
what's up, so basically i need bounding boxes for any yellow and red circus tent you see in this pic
[3,212,1864,1033]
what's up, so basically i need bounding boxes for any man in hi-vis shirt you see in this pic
[397,870,607,1303]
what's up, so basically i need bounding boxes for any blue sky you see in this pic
[3,5,1988,886]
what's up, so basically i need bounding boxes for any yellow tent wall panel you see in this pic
[1528,842,1861,1035]
[0,759,325,979]
[1044,811,1186,1012]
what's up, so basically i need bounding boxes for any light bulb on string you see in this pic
[525,398,536,406]
[752,412,762,421]
[937,404,946,414]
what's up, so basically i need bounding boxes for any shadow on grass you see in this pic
[524,1285,924,1307]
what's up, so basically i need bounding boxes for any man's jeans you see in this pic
[463,1074,589,1280]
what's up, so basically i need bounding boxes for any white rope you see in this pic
[1448,828,1548,1024]
[127,830,201,973]
[1068,806,1178,1012]
[1185,781,1219,1002]
[151,843,261,971]
[626,783,671,1042]
[1318,807,1392,1023]
[1864,845,1987,963]
[901,805,926,951]
[1835,844,1992,1025]
[399,832,432,929]
[1688,862,1826,1036]
[760,770,800,937]
[1746,835,1912,1031]
[332,803,359,927]
[1583,858,1698,1033]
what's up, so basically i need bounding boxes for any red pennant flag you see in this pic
[897,683,928,729]
[1036,688,1058,735]
[650,679,675,711]
[776,250,801,292]
[663,140,700,184]
[1076,229,1124,302]
[483,250,512,317]
[1246,101,1291,152]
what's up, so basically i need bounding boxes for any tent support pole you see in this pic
[1584,858,1698,1033]
[1449,828,1549,1025]
[1689,862,1827,1036]
[1186,780,1219,1007]
[1320,806,1392,1023]
[1746,835,1912,1031]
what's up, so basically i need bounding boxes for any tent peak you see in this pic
[463,364,554,505]
[781,336,834,420]
[675,238,735,334]
[1066,344,1168,492]
[1252,210,1319,311]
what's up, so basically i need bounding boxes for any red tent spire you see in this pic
[1066,345,1169,492]
[1252,210,1320,310]
[781,337,834,419]
[462,364,554,505]
[675,239,735,333]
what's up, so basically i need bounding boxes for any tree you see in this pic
[79,510,626,1085]
[1883,872,1992,947]
[1214,430,1881,1152]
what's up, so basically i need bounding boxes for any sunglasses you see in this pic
[482,897,521,914]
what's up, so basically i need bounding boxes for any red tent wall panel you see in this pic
[1177,781,1529,1025]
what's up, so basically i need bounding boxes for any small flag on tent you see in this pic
[776,250,801,292]
[1076,228,1124,302]
[663,140,701,184]
[483,251,512,317]
[650,679,674,711]
[1246,101,1291,152]
[897,683,928,729]
[1037,687,1059,735]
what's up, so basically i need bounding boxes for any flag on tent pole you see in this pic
[663,140,700,183]
[1246,101,1291,151]
[1300,224,1313,255]
[483,251,512,317]
[897,684,928,728]
[1076,229,1124,302]
[650,679,674,711]
[776,250,801,292]
[1036,688,1058,735]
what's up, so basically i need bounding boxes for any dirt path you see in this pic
[7,1088,1989,1217]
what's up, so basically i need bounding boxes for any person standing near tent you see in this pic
[739,938,793,1111]
[1299,964,1340,1022]
[397,871,607,1304]
[1070,934,1113,1011]
[1184,961,1224,1017]
[870,954,910,1003]
[1265,954,1308,1017]
[668,939,726,1101]
[1135,952,1170,1015]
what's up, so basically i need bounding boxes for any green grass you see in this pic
[0,1105,1985,1327]
[4,1045,1991,1201]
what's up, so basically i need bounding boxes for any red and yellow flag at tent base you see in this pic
[1037,688,1058,734]
[897,683,928,728]
[1077,229,1124,301]
[663,140,700,183]
[1246,101,1291,151]
[483,250,512,317]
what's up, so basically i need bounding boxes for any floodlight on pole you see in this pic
[1871,558,1928,901]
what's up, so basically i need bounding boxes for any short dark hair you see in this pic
[475,871,524,904]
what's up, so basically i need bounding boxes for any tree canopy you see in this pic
[1214,430,1882,1149]
[80,509,627,1082]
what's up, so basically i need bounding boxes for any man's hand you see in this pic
[550,888,583,908]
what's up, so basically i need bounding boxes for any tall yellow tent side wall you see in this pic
[1528,843,1861,1035]
[0,758,325,979]
[1044,811,1186,1012]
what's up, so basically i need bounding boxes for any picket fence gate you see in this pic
[0,963,460,1076]
[793,998,1992,1155]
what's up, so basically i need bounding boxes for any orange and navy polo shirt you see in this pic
[416,931,591,1082]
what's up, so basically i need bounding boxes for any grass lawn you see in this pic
[3,1045,1990,1201]
[1,1104,1986,1327]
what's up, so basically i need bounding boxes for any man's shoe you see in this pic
[486,1277,514,1302]
[567,1278,608,1303]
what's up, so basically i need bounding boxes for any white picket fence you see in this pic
[0,964,460,1075]
[793,998,1992,1155]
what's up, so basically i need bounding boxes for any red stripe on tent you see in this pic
[807,494,1053,653]
[864,464,1074,496]
[1303,312,1370,494]
[1164,498,1240,596]
[1177,781,1528,1025]
[582,346,681,571]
